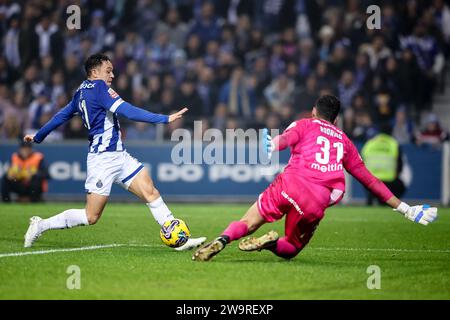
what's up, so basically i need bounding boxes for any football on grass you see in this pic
[160,219,191,248]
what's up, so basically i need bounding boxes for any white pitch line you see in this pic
[1,244,449,259]
[0,244,125,258]
[311,247,450,254]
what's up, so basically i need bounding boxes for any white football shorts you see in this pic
[85,151,144,196]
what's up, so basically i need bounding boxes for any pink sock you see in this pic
[268,237,300,259]
[222,221,249,242]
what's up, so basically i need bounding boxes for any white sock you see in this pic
[147,197,174,226]
[38,209,89,233]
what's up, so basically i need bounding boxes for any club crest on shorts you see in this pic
[96,179,103,188]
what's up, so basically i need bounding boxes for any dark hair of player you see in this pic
[315,95,341,123]
[84,53,111,77]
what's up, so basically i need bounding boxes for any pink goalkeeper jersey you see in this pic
[275,118,393,203]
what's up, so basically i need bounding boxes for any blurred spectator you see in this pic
[34,14,64,65]
[400,23,445,110]
[64,54,84,92]
[293,74,318,112]
[392,107,415,144]
[247,103,269,130]
[123,31,146,62]
[264,73,295,112]
[50,70,66,101]
[64,28,82,59]
[155,7,188,49]
[0,56,17,87]
[415,113,449,148]
[344,94,377,142]
[4,14,21,69]
[268,41,285,77]
[279,103,294,129]
[317,25,334,61]
[212,102,228,131]
[158,88,176,114]
[256,0,296,33]
[18,3,39,70]
[0,85,22,139]
[353,52,372,91]
[265,112,281,130]
[197,66,218,116]
[397,48,422,115]
[145,74,162,106]
[432,0,450,55]
[338,70,359,110]
[362,124,406,205]
[185,33,203,61]
[173,78,203,118]
[328,42,353,78]
[219,65,255,118]
[26,89,54,131]
[297,37,317,80]
[150,31,177,73]
[134,0,164,41]
[281,27,297,61]
[87,10,106,53]
[372,91,395,125]
[360,34,392,70]
[1,141,49,203]
[112,42,128,75]
[13,63,45,102]
[315,60,334,88]
[189,1,221,43]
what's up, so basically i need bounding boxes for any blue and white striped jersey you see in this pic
[76,79,125,152]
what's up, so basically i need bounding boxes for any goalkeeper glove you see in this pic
[395,202,438,226]
[262,128,275,160]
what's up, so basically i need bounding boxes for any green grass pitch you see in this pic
[0,203,449,299]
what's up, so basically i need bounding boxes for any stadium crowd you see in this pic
[0,0,449,146]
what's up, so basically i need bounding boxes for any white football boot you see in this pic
[175,237,207,251]
[24,216,43,248]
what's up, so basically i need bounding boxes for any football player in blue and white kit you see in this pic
[23,53,206,251]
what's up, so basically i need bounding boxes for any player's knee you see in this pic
[86,212,101,225]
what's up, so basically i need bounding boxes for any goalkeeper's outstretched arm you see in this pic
[344,139,438,226]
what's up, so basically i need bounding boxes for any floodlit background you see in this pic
[1,0,449,203]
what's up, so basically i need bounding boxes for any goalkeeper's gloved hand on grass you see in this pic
[262,128,275,160]
[395,202,438,226]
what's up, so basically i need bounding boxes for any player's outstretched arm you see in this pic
[115,102,188,124]
[386,196,438,226]
[344,140,438,226]
[28,100,77,144]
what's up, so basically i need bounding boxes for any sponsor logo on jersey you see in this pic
[78,82,95,89]
[311,162,343,173]
[281,190,304,215]
[108,88,119,98]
